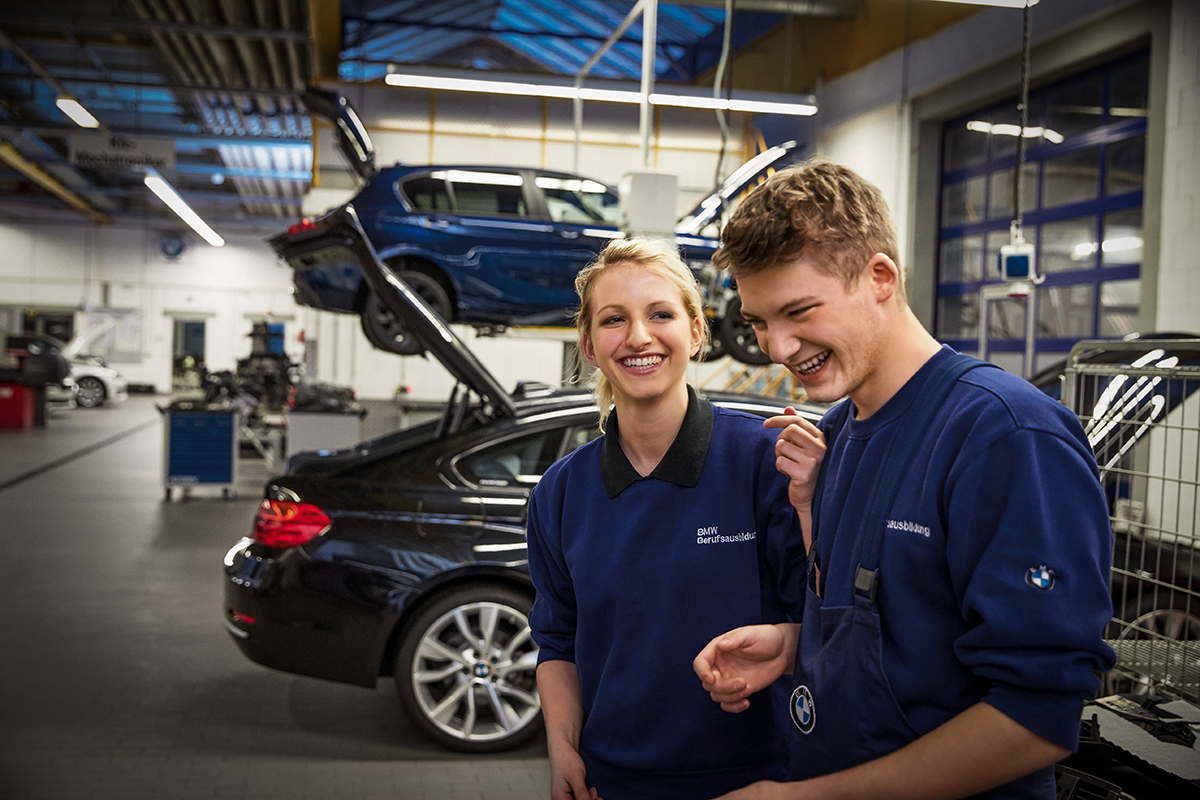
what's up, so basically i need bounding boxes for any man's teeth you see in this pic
[624,355,663,368]
[796,351,830,374]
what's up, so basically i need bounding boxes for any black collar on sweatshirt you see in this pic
[600,385,714,499]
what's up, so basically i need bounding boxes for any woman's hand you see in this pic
[548,744,599,800]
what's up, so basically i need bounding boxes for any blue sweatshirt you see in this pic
[527,388,805,799]
[804,347,1116,797]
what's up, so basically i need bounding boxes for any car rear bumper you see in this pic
[222,539,402,687]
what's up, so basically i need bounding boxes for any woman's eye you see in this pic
[601,315,623,326]
[651,311,675,320]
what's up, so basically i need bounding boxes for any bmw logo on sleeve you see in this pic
[1026,565,1056,590]
[790,685,816,734]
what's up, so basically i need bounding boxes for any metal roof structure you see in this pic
[0,0,876,234]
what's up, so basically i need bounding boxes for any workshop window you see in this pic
[936,50,1148,368]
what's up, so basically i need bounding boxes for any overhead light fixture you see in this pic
[966,120,1063,144]
[926,0,1037,6]
[384,71,817,117]
[143,168,224,247]
[55,97,100,129]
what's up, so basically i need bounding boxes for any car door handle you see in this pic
[558,230,579,239]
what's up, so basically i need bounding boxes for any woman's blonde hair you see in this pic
[573,237,710,430]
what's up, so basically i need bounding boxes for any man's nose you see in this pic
[763,326,799,365]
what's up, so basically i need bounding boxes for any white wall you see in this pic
[1155,0,1200,333]
[817,102,912,267]
[0,220,297,391]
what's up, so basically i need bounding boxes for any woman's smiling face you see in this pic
[581,261,702,409]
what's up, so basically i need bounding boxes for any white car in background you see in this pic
[50,323,129,408]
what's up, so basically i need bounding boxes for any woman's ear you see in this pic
[580,332,599,367]
[689,315,703,358]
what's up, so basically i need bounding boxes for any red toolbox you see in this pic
[0,382,36,429]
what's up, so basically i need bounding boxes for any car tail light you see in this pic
[252,499,331,548]
[286,218,317,236]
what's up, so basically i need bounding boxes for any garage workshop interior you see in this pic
[1,1,1199,799]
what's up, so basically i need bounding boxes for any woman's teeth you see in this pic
[623,355,662,368]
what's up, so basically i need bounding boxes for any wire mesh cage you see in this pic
[1062,338,1200,703]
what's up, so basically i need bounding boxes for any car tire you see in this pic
[394,583,542,753]
[716,295,772,365]
[360,270,452,356]
[75,376,107,408]
[1104,592,1200,698]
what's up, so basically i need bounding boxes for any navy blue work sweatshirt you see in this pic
[528,388,805,799]
[800,347,1116,798]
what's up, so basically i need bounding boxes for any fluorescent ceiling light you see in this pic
[385,72,816,117]
[966,120,1063,144]
[925,0,1037,6]
[56,97,100,128]
[1073,237,1144,259]
[143,168,224,247]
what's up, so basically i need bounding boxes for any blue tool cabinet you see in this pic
[163,409,239,500]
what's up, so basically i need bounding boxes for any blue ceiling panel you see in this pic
[340,0,775,85]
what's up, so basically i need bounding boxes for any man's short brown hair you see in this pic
[713,159,901,293]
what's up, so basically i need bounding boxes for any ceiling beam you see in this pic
[0,72,302,99]
[308,0,341,81]
[0,13,308,42]
[0,140,109,223]
[0,121,311,147]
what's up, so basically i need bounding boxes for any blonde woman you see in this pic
[526,238,822,800]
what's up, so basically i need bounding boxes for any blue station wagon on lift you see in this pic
[271,87,796,363]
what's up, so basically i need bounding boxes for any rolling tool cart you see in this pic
[162,406,239,500]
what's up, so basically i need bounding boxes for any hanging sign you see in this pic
[69,133,176,171]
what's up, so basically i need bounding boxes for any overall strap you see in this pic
[853,353,997,603]
[808,398,852,577]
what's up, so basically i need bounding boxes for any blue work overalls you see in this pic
[788,355,994,778]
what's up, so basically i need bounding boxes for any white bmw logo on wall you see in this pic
[790,685,816,734]
[1026,565,1056,590]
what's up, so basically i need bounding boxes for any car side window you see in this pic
[430,170,527,217]
[564,425,602,454]
[535,176,620,226]
[401,176,452,211]
[457,428,565,487]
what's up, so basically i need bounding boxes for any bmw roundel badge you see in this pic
[790,685,816,734]
[1026,565,1056,590]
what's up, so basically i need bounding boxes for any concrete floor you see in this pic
[0,396,549,800]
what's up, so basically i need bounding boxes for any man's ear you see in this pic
[580,332,598,367]
[865,253,900,303]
